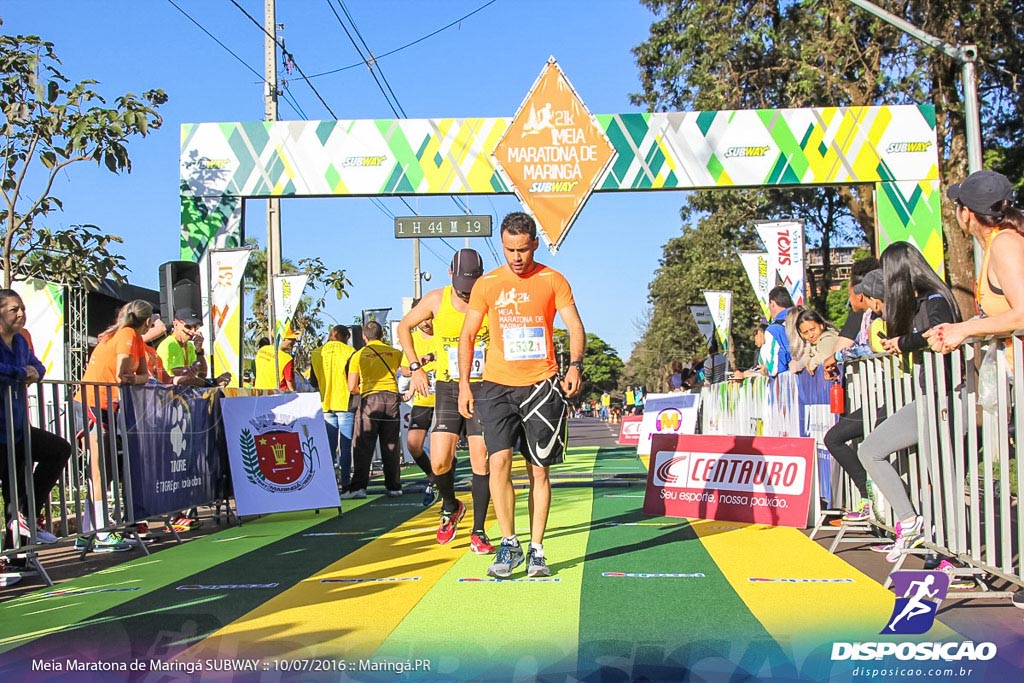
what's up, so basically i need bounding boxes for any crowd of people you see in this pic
[2,170,1021,586]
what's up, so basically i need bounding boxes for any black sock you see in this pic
[436,469,457,513]
[472,472,490,532]
[412,453,433,479]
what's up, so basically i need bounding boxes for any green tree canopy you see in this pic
[1,31,166,288]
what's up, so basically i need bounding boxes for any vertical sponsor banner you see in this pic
[636,393,702,456]
[739,251,774,319]
[221,393,341,516]
[617,415,643,446]
[643,433,815,527]
[273,274,308,342]
[688,304,715,350]
[362,307,392,328]
[756,220,805,306]
[14,277,66,380]
[120,386,224,518]
[702,290,732,355]
[202,248,251,387]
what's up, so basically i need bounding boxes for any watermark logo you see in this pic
[883,570,948,635]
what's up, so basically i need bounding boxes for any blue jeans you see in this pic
[324,410,355,486]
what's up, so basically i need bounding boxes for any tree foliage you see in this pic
[627,0,1024,379]
[1,31,166,287]
[553,328,624,402]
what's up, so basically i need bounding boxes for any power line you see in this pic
[324,0,404,118]
[307,0,499,80]
[338,0,408,118]
[227,0,340,118]
[165,0,307,120]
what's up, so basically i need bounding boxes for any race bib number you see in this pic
[447,347,485,379]
[503,327,548,361]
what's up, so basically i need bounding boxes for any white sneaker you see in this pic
[885,516,925,563]
[35,527,58,544]
[339,488,367,500]
[386,489,403,497]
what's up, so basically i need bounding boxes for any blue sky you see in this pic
[2,0,690,359]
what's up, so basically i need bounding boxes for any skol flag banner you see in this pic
[273,274,308,342]
[739,251,774,319]
[688,304,715,350]
[756,220,805,306]
[221,392,341,516]
[201,248,251,387]
[703,290,733,355]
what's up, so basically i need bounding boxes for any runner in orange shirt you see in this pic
[458,212,585,578]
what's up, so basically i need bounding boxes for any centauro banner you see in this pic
[703,290,733,355]
[739,251,774,320]
[201,248,251,387]
[756,221,805,306]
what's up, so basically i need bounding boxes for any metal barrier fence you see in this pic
[1,379,229,587]
[700,337,1022,599]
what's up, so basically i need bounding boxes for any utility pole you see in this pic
[265,0,283,384]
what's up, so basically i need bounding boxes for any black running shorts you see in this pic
[408,405,434,431]
[431,381,483,437]
[475,377,568,467]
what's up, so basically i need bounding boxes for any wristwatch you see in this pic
[569,360,584,372]
[409,361,422,372]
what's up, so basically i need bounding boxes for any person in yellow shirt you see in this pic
[342,321,405,498]
[254,328,297,390]
[311,325,357,487]
[401,317,439,507]
[399,249,493,552]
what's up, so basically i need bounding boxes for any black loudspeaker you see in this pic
[158,261,202,326]
[350,325,364,350]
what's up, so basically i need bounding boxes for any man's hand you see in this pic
[458,382,474,418]
[410,369,431,397]
[191,331,205,351]
[23,366,40,383]
[561,365,581,397]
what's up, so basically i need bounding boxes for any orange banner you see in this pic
[494,59,615,253]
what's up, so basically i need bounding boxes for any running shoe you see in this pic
[936,559,975,590]
[842,499,872,522]
[171,516,203,532]
[36,515,58,544]
[386,489,403,497]
[869,542,895,553]
[436,500,466,545]
[470,531,495,555]
[487,539,525,579]
[339,488,367,500]
[8,512,57,544]
[421,482,437,508]
[75,533,132,553]
[1013,591,1024,609]
[527,548,551,578]
[885,516,924,563]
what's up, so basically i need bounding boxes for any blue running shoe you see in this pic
[422,482,437,508]
[487,539,524,578]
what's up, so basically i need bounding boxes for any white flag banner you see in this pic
[273,274,308,340]
[221,393,341,516]
[688,304,715,350]
[201,248,251,385]
[739,250,774,319]
[756,220,805,306]
[703,290,733,354]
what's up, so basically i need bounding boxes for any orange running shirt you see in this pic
[76,327,149,408]
[468,263,574,386]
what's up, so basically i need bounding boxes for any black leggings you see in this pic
[822,407,883,500]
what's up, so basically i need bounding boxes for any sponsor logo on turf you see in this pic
[602,572,705,578]
[458,577,561,583]
[320,577,421,583]
[177,583,279,590]
[39,587,142,597]
[748,577,854,583]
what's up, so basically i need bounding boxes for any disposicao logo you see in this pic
[831,570,997,663]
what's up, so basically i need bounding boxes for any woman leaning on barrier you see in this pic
[924,170,1024,355]
[72,299,153,553]
[857,241,962,563]
[0,289,72,556]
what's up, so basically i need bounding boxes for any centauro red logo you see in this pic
[654,454,689,485]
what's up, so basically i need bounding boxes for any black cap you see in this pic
[852,269,885,301]
[451,249,484,293]
[947,170,1014,216]
[174,307,202,326]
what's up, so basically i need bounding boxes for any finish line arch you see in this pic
[180,62,941,384]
